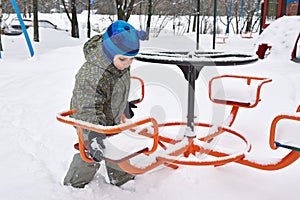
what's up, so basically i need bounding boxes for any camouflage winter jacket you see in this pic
[70,35,130,137]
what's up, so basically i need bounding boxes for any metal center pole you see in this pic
[213,0,217,49]
[196,0,200,50]
[187,65,196,133]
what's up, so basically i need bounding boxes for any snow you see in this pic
[1,14,300,200]
[130,138,189,169]
[210,76,261,104]
[275,115,300,148]
[102,131,154,161]
[136,50,258,64]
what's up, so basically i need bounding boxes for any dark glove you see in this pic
[123,100,138,119]
[88,136,105,162]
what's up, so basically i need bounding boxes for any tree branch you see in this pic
[61,0,72,22]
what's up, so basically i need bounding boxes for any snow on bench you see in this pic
[102,130,154,163]
[210,77,258,105]
[56,110,158,163]
[273,114,300,150]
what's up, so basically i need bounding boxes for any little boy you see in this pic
[63,20,147,188]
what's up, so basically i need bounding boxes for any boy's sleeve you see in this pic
[71,69,107,143]
[94,84,108,126]
[71,63,107,126]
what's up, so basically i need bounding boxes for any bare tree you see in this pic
[115,0,136,21]
[22,0,26,18]
[61,0,79,38]
[87,0,91,38]
[146,0,151,39]
[200,0,214,34]
[33,0,39,42]
[71,0,79,38]
[243,0,259,32]
[218,0,259,34]
[186,0,194,33]
[145,0,190,38]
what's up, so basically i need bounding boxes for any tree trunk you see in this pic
[33,0,39,42]
[23,1,26,18]
[115,0,136,21]
[186,0,193,33]
[146,0,152,40]
[245,17,253,32]
[125,0,136,21]
[28,4,31,18]
[0,0,2,52]
[61,0,79,38]
[192,15,196,32]
[71,0,79,38]
[61,0,71,21]
[116,0,125,20]
[87,0,91,38]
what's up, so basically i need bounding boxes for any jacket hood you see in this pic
[83,35,111,68]
[83,34,129,76]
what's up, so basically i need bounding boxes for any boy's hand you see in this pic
[88,137,105,162]
[124,100,138,119]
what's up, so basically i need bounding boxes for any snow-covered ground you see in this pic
[0,14,300,200]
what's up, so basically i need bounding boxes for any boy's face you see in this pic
[113,55,134,70]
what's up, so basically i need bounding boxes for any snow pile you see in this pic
[255,16,300,59]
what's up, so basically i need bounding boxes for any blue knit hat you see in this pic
[102,20,147,62]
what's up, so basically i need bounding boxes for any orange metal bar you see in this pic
[130,76,145,104]
[77,127,94,163]
[209,149,300,171]
[156,132,249,167]
[122,76,145,123]
[138,128,181,145]
[228,106,239,127]
[117,138,192,174]
[114,121,249,168]
[297,105,300,113]
[269,114,300,150]
[238,151,300,170]
[57,110,160,160]
[144,122,251,167]
[196,122,251,151]
[164,163,179,170]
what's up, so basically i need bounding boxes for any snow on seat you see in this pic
[212,81,256,105]
[271,114,300,152]
[209,75,272,107]
[102,130,154,162]
[56,110,160,163]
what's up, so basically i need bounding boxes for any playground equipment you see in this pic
[0,0,34,59]
[57,71,300,174]
[240,32,253,39]
[215,35,227,44]
[270,105,300,152]
[291,33,300,62]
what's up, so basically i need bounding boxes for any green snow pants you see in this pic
[63,153,134,188]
